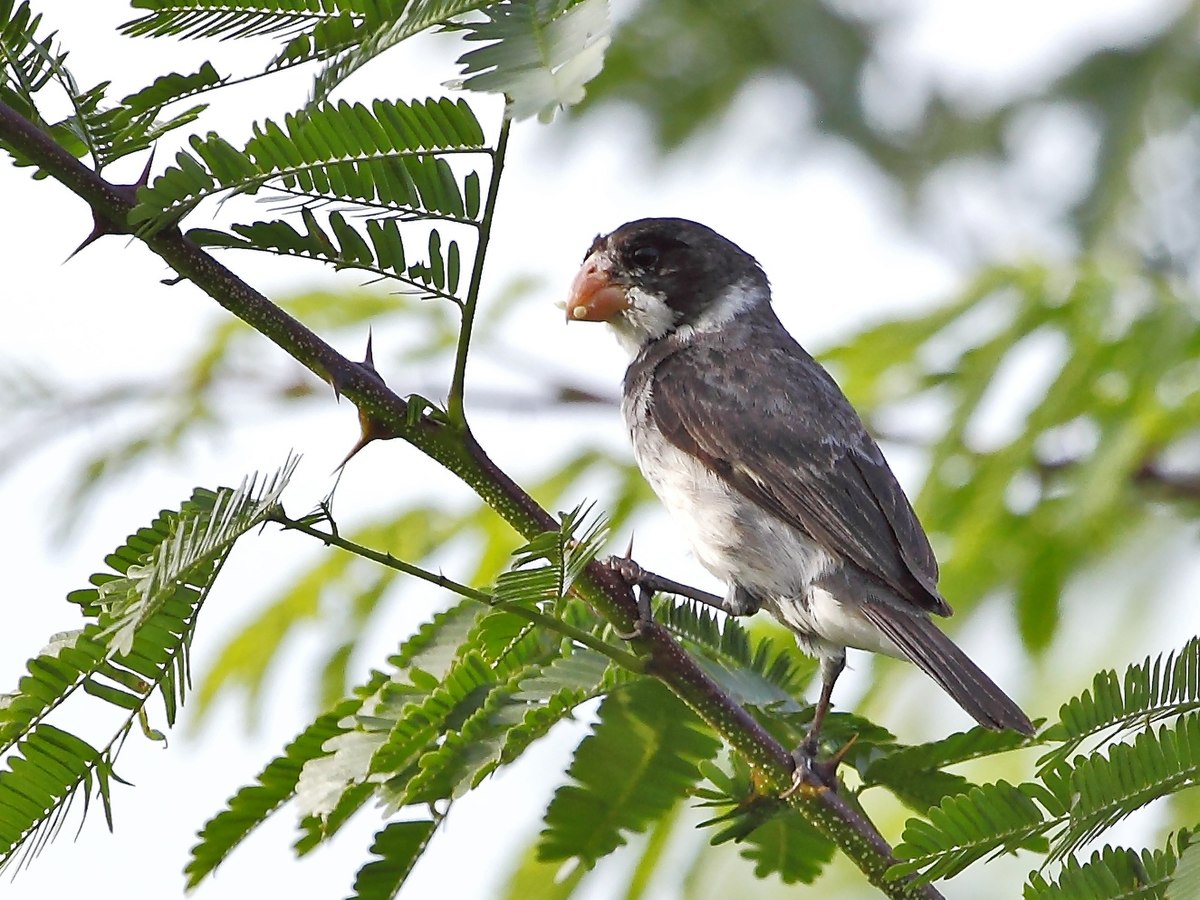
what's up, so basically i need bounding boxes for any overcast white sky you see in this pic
[0,1,1188,898]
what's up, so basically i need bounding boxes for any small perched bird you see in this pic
[566,217,1034,767]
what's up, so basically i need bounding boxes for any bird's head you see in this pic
[566,218,770,354]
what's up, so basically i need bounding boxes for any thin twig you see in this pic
[448,116,511,424]
[269,508,646,672]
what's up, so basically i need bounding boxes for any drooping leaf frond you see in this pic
[453,0,610,121]
[311,0,494,101]
[120,0,351,41]
[349,819,438,900]
[185,701,367,887]
[0,466,295,872]
[537,678,721,872]
[1039,638,1200,774]
[1023,832,1193,900]
[131,97,487,231]
[96,456,298,655]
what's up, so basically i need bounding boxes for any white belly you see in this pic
[624,390,900,659]
[625,397,831,599]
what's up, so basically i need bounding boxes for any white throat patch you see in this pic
[608,286,677,356]
[609,278,765,355]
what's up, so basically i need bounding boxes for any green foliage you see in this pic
[1039,639,1200,773]
[0,0,206,169]
[349,819,438,900]
[0,468,294,871]
[453,0,610,121]
[536,679,721,871]
[6,1,1200,897]
[826,266,1200,651]
[890,643,1200,893]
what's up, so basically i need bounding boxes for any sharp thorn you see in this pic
[333,436,370,473]
[362,328,376,372]
[136,147,156,190]
[65,223,107,261]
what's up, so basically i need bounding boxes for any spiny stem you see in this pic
[270,509,646,672]
[448,115,512,425]
[0,95,937,899]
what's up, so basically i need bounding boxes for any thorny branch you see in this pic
[0,97,941,899]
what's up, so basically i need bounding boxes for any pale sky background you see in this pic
[0,1,1190,898]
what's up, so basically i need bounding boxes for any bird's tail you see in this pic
[861,604,1034,735]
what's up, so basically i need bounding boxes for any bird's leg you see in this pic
[784,654,848,794]
[606,556,737,615]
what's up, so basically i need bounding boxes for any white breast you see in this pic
[623,386,834,600]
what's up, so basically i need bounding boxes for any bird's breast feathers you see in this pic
[623,380,834,599]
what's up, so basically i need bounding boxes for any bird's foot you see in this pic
[781,734,858,797]
[606,553,649,592]
[606,554,655,639]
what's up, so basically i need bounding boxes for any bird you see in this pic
[565,217,1034,774]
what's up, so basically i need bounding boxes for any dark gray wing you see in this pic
[646,318,950,616]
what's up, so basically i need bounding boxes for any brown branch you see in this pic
[0,98,940,899]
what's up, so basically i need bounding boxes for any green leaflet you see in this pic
[185,701,367,887]
[0,465,295,872]
[537,679,721,871]
[132,98,486,229]
[1039,638,1200,774]
[1023,833,1192,900]
[454,0,611,122]
[349,819,438,900]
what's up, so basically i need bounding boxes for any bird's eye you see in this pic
[630,245,661,269]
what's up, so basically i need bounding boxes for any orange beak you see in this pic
[566,254,630,323]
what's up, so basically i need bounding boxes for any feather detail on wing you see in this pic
[646,310,950,617]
